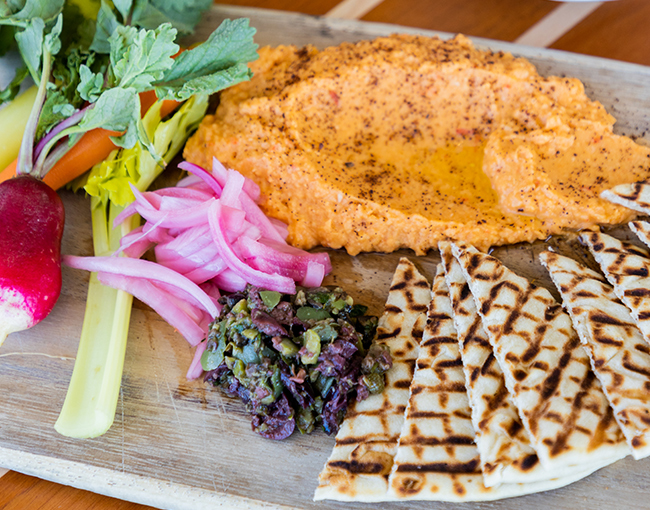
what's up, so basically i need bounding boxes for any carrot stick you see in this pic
[0,96,181,189]
[42,127,122,190]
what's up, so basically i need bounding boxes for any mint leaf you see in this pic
[154,18,258,101]
[109,23,178,91]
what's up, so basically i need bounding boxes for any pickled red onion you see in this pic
[66,158,330,379]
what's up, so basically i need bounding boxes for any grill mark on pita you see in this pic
[518,454,539,471]
[617,182,644,201]
[590,312,630,326]
[384,304,403,314]
[422,335,458,346]
[409,383,467,399]
[395,459,480,474]
[484,383,511,413]
[410,303,429,313]
[399,435,476,447]
[636,343,650,355]
[394,379,414,389]
[417,360,430,370]
[624,267,649,277]
[403,411,450,420]
[624,288,650,298]
[390,281,409,292]
[513,369,528,381]
[394,476,425,495]
[437,359,463,368]
[328,459,391,475]
[540,349,573,402]
[622,351,650,378]
[507,419,524,438]
[460,281,472,301]
[377,327,401,340]
[480,353,495,375]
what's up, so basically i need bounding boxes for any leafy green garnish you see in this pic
[32,15,257,174]
[89,0,119,53]
[108,22,178,91]
[0,0,65,23]
[129,0,213,34]
[154,18,257,101]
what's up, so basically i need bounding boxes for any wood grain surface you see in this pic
[2,2,649,509]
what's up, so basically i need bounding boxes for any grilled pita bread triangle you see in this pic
[601,182,650,215]
[440,242,605,486]
[580,231,650,347]
[314,258,431,502]
[386,265,601,501]
[630,220,650,251]
[450,242,628,470]
[541,250,650,459]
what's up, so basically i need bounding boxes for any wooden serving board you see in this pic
[2,6,650,510]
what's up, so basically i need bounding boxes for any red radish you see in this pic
[0,175,64,345]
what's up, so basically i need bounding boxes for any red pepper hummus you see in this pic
[184,34,650,255]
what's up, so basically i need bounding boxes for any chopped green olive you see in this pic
[231,359,246,382]
[296,407,315,434]
[240,343,260,364]
[312,322,338,342]
[297,306,331,321]
[259,290,282,310]
[232,299,249,314]
[332,298,346,312]
[242,328,258,340]
[277,339,299,357]
[201,346,224,371]
[301,329,321,364]
[362,372,385,394]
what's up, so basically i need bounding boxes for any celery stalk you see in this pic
[55,94,209,438]
[55,196,137,437]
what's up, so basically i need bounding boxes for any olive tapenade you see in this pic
[202,285,392,440]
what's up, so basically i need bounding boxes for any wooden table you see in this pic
[1,1,649,508]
